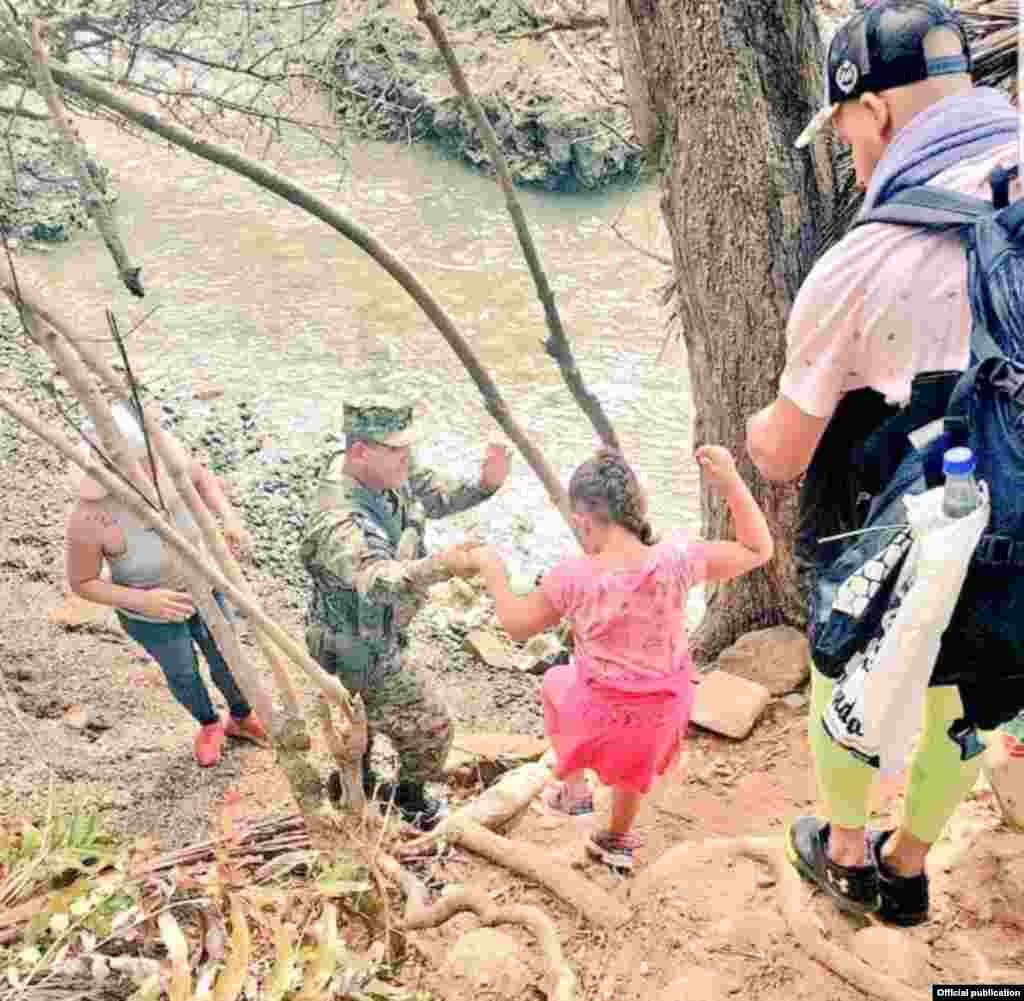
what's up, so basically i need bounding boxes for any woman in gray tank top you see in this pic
[64,403,267,767]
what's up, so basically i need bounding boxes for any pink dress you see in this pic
[540,535,707,794]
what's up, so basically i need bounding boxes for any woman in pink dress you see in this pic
[464,446,773,870]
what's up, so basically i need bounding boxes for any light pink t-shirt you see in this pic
[541,535,708,683]
[780,143,1020,419]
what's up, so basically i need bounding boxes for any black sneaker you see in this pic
[866,829,929,927]
[786,816,880,915]
[379,781,448,832]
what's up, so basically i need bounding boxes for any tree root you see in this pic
[399,756,628,927]
[400,756,555,853]
[447,820,631,929]
[377,854,576,1001]
[634,836,919,1001]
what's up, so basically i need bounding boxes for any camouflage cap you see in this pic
[343,395,420,447]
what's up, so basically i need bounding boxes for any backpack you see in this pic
[808,165,1024,733]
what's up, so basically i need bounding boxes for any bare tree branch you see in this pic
[506,14,608,38]
[12,14,145,295]
[414,0,622,455]
[610,220,672,267]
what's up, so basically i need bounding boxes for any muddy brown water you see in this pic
[27,114,703,613]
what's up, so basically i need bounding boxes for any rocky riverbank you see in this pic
[0,118,115,247]
[330,0,643,192]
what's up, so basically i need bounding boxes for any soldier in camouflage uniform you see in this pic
[300,396,509,828]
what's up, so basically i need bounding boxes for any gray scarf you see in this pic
[860,87,1018,217]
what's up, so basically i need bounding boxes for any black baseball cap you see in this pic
[795,0,971,149]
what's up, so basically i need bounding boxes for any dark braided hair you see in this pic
[568,449,655,545]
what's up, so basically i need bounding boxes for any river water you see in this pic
[28,111,702,610]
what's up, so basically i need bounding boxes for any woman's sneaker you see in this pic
[587,831,641,872]
[193,719,226,767]
[225,712,269,746]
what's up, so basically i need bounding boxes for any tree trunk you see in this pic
[626,0,841,663]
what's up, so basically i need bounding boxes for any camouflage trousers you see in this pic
[306,626,453,786]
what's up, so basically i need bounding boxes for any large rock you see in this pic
[714,626,810,695]
[442,928,533,999]
[463,629,517,671]
[516,632,565,675]
[850,927,932,985]
[691,670,771,739]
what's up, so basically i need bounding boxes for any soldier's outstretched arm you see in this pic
[303,511,452,607]
[408,464,498,519]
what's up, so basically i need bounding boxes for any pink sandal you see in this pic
[587,830,642,871]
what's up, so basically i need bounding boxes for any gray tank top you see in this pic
[107,498,198,622]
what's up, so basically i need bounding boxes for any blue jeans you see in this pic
[117,593,251,726]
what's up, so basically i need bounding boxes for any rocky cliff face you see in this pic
[329,0,644,192]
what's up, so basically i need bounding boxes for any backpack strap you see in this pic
[854,187,993,231]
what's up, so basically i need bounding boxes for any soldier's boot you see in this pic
[379,780,447,832]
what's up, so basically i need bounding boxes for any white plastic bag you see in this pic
[823,482,990,772]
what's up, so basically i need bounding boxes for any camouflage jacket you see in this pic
[300,455,496,668]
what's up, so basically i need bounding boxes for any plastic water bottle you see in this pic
[942,447,980,519]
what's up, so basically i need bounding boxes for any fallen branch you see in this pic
[377,854,576,1001]
[507,14,609,38]
[634,836,920,1001]
[131,815,307,876]
[414,0,621,456]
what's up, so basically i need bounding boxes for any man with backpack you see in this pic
[747,0,1023,925]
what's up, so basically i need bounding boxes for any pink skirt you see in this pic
[541,659,694,794]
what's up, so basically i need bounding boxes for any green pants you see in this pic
[810,664,984,843]
[307,628,453,787]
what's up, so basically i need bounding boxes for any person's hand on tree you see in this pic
[695,445,742,493]
[479,442,512,492]
[138,588,195,622]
